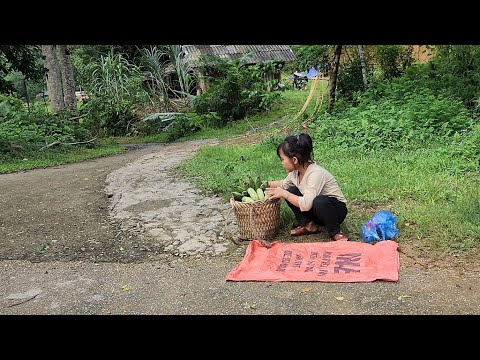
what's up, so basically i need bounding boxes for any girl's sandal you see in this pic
[259,240,272,248]
[332,232,349,241]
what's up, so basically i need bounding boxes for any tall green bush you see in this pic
[427,45,480,111]
[374,45,413,80]
[313,83,476,152]
[336,58,367,103]
[0,95,92,156]
[193,55,281,123]
[81,50,147,136]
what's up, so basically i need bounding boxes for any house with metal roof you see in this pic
[182,45,296,94]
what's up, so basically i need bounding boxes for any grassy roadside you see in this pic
[176,133,480,258]
[173,78,480,258]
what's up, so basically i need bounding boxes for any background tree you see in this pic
[41,45,64,113]
[374,45,413,80]
[327,45,342,113]
[0,45,43,94]
[58,45,77,111]
[288,45,330,74]
[335,45,373,104]
[428,45,480,111]
[357,45,368,87]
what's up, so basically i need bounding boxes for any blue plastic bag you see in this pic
[361,210,399,243]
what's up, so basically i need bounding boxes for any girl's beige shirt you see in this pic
[280,162,346,212]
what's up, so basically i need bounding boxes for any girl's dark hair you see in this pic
[276,133,313,166]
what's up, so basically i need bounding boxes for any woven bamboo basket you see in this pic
[229,197,281,240]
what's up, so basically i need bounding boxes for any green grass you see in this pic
[176,134,480,257]
[0,145,126,174]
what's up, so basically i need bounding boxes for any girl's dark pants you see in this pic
[286,186,347,237]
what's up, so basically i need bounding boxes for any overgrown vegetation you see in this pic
[193,55,282,123]
[0,93,125,173]
[287,45,330,74]
[319,64,480,173]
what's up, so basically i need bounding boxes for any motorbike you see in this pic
[292,72,308,90]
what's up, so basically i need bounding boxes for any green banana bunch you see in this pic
[231,175,271,202]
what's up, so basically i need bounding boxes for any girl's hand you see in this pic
[265,187,283,199]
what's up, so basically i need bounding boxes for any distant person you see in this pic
[265,133,349,241]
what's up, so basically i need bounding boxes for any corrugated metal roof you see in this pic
[182,45,296,66]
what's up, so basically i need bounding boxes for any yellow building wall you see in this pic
[411,45,435,63]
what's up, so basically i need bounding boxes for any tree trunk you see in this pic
[357,45,368,87]
[327,45,342,113]
[196,69,207,95]
[23,77,30,110]
[41,45,64,113]
[57,45,77,112]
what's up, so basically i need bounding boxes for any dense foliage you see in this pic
[193,55,282,123]
[312,64,479,173]
[288,45,330,74]
[0,94,91,157]
[422,46,480,112]
[0,45,43,94]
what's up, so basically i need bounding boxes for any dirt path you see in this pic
[1,140,479,314]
